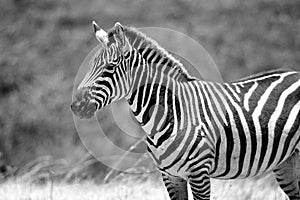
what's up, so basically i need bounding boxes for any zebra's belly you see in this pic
[209,156,274,179]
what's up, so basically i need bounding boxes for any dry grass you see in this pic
[0,174,286,200]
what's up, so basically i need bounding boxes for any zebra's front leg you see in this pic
[188,168,211,200]
[161,172,189,200]
[273,151,300,200]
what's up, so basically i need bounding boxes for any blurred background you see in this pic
[0,0,299,185]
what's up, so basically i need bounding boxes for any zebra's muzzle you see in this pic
[71,88,98,119]
[71,100,97,119]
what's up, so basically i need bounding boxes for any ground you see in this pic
[0,174,286,200]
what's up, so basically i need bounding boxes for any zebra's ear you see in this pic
[113,22,130,53]
[92,21,109,47]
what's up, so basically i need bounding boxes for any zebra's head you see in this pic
[71,22,132,119]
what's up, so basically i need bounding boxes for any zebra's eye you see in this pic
[107,64,116,68]
[106,64,117,72]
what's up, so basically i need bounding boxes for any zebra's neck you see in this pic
[125,47,198,145]
[121,26,196,82]
[121,27,207,155]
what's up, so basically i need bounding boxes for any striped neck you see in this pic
[125,47,194,137]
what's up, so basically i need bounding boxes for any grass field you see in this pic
[0,174,285,200]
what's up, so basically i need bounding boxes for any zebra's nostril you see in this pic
[70,101,77,112]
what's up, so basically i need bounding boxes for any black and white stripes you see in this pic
[72,22,300,200]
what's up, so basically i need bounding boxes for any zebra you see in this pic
[71,21,300,200]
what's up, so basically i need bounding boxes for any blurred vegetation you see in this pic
[0,174,286,200]
[0,0,299,182]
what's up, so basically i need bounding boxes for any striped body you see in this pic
[130,69,300,181]
[71,23,300,200]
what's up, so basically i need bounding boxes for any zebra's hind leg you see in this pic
[273,152,300,200]
[296,150,300,192]
[161,173,188,200]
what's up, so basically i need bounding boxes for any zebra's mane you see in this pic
[108,25,195,81]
